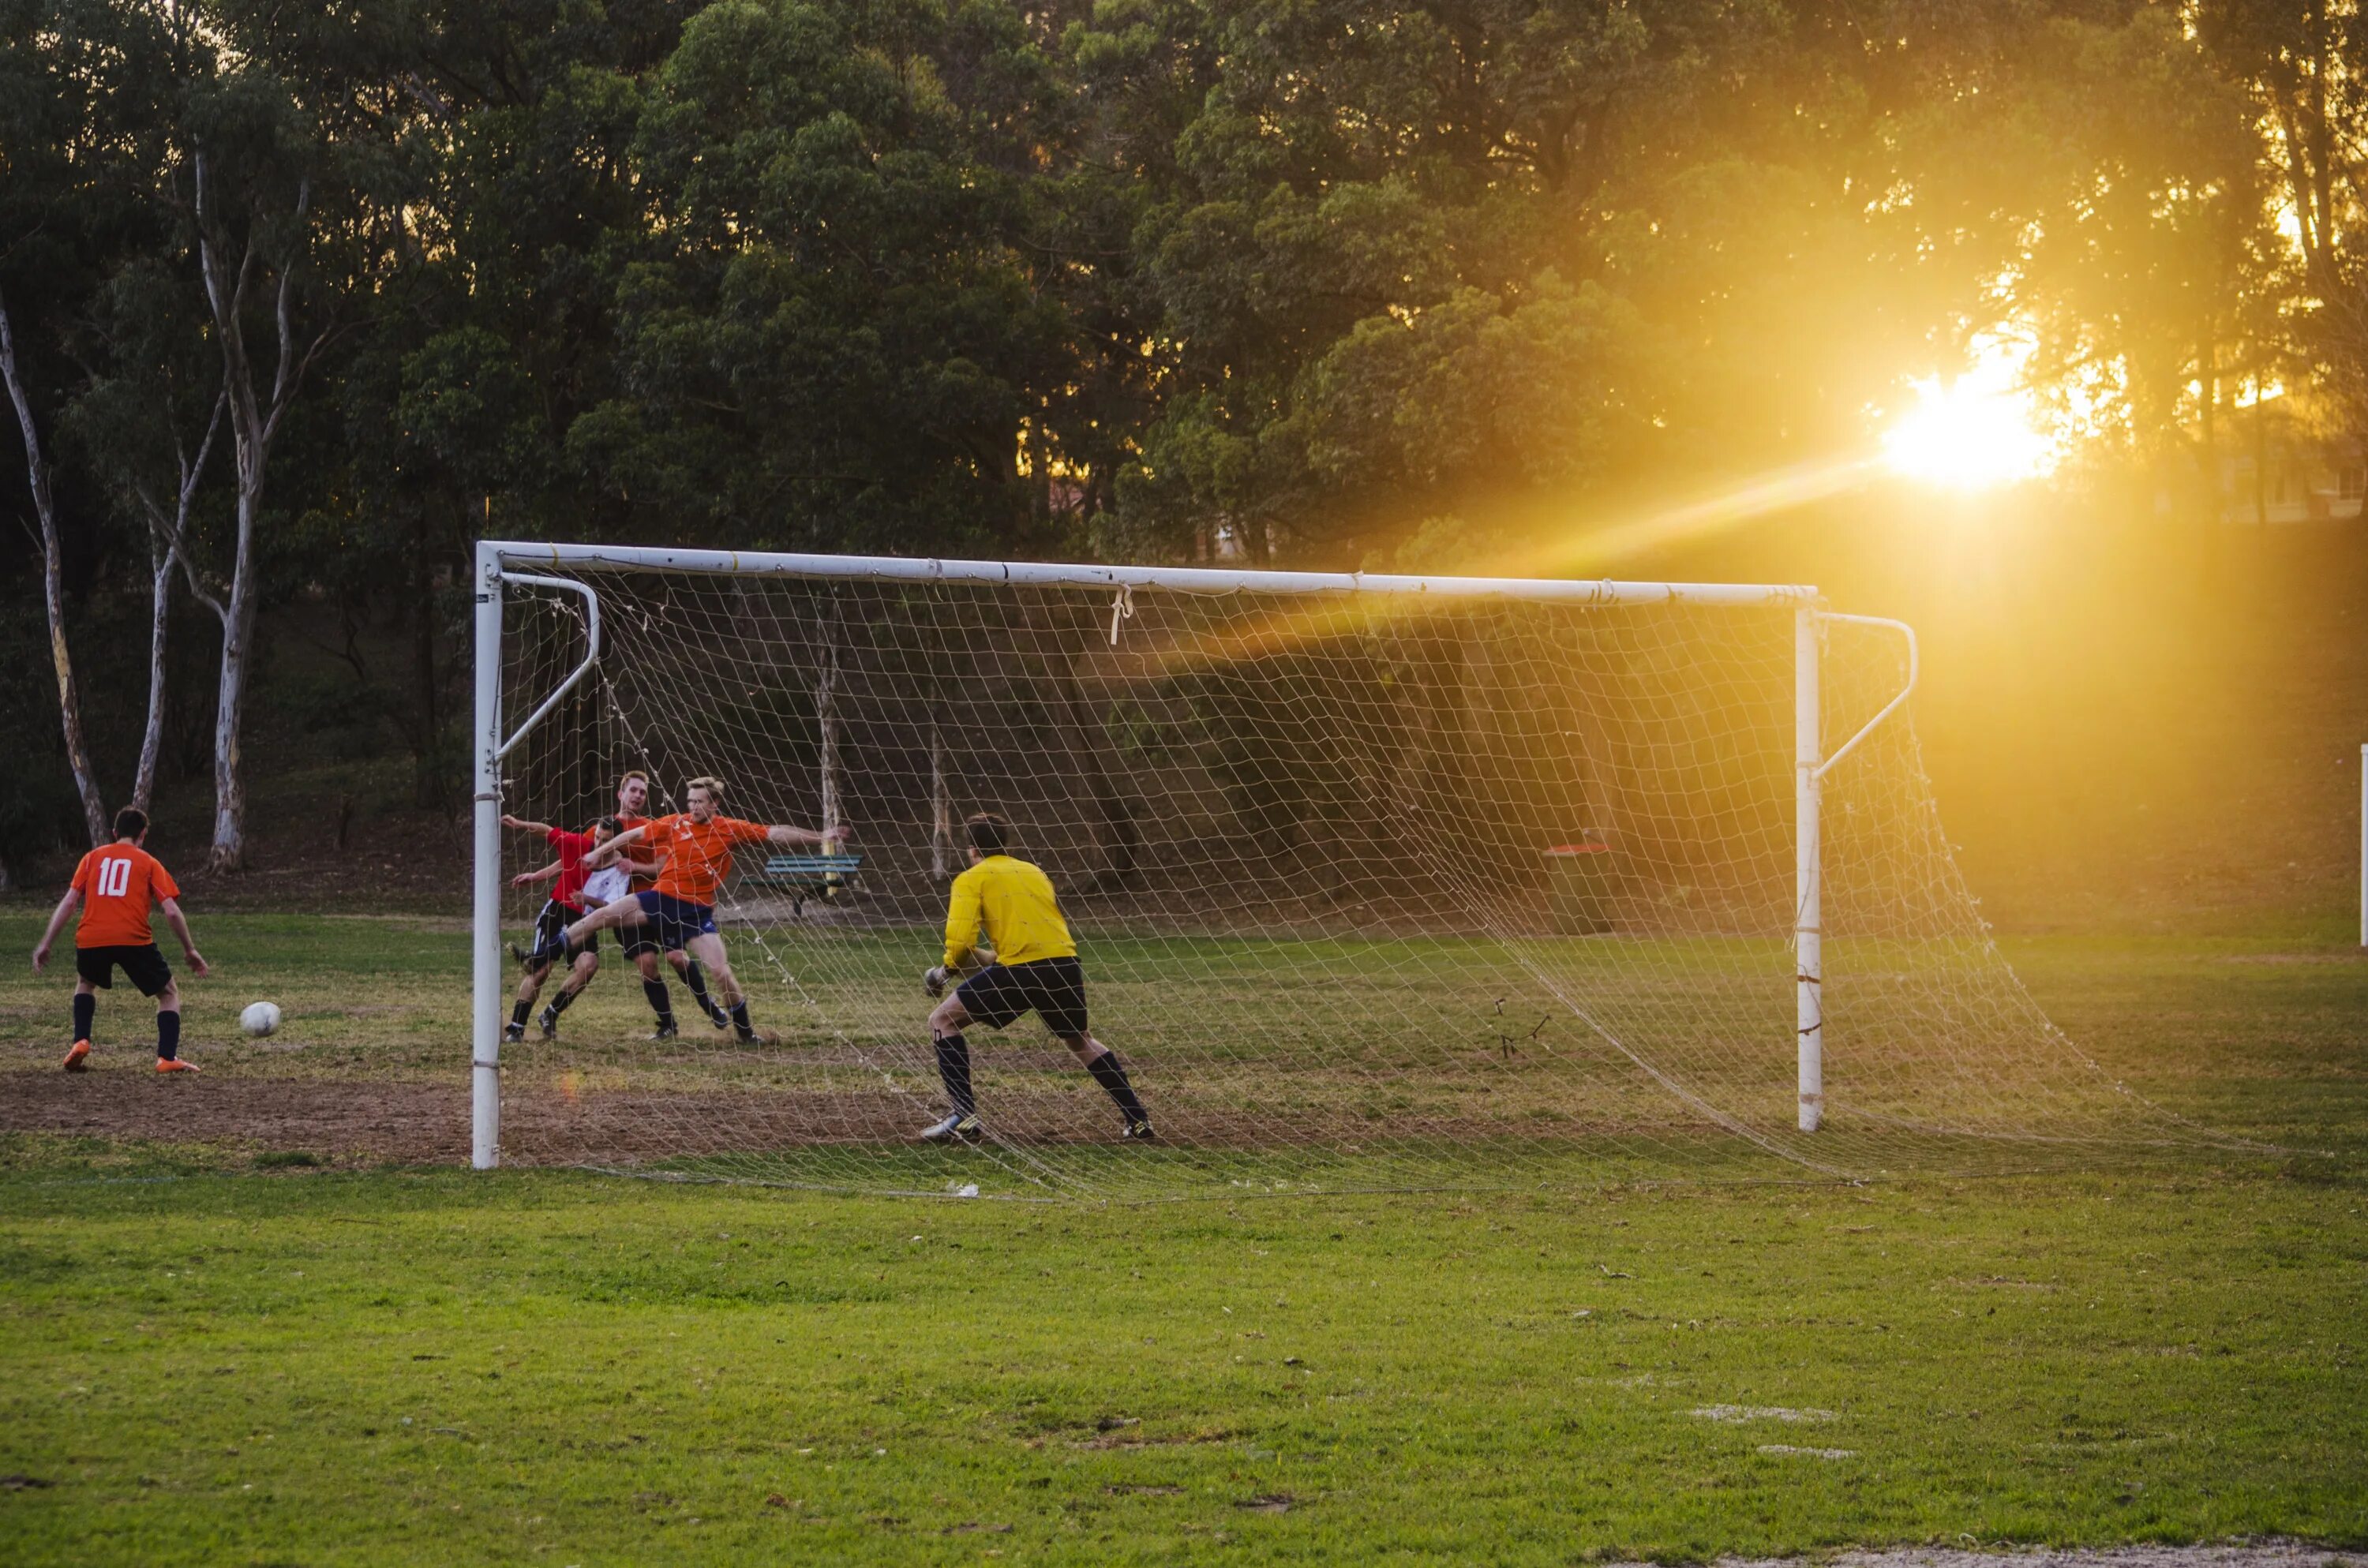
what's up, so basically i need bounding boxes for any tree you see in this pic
[0,291,109,848]
[568,0,1100,556]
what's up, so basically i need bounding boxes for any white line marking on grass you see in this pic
[1690,1405,1838,1423]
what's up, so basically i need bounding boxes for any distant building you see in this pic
[2206,392,2365,523]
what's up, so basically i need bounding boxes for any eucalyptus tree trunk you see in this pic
[130,389,222,814]
[0,289,111,848]
[191,156,328,871]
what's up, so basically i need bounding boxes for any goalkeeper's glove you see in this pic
[924,964,950,998]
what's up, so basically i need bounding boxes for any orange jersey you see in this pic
[643,814,771,904]
[613,811,662,893]
[70,843,181,949]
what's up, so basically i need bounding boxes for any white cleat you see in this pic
[919,1112,982,1144]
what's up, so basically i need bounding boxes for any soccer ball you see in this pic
[241,1001,283,1038]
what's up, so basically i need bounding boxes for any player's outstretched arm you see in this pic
[500,814,555,836]
[511,859,562,889]
[579,824,651,870]
[30,889,78,972]
[159,896,208,979]
[765,822,852,848]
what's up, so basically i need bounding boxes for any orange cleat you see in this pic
[62,1039,91,1072]
[154,1057,200,1074]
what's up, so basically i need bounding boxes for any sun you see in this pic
[1880,350,2055,490]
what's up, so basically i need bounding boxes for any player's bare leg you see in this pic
[683,930,761,1042]
[538,949,601,1039]
[508,942,560,1040]
[666,945,729,1028]
[561,894,646,946]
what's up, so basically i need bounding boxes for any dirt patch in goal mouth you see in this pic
[0,1068,1733,1169]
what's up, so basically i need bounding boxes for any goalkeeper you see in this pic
[919,812,1152,1143]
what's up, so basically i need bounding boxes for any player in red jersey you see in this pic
[31,807,210,1073]
[500,814,617,1041]
[568,777,847,1042]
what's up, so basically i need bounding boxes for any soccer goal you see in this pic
[470,541,2170,1196]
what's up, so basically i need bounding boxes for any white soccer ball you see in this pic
[241,1001,283,1038]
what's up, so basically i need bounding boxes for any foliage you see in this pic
[6,0,2368,873]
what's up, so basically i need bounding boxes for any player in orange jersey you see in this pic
[568,777,846,1042]
[31,807,211,1073]
[605,769,732,1037]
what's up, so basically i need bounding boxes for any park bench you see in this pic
[747,852,864,916]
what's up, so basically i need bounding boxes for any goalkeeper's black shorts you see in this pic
[956,956,1089,1035]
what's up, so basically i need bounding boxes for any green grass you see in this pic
[0,915,2363,1562]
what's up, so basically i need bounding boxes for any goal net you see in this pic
[474,544,2196,1196]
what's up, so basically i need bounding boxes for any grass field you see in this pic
[2,914,2364,1562]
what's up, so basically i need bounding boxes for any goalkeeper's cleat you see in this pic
[919,1112,983,1145]
[649,1020,679,1041]
[508,941,534,967]
[538,1008,560,1041]
[503,1023,526,1043]
[1122,1117,1157,1142]
[62,1039,91,1072]
[155,1057,200,1074]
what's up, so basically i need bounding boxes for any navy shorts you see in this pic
[635,890,717,951]
[957,956,1089,1035]
[77,943,173,997]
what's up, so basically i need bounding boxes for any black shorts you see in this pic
[956,956,1089,1035]
[530,900,587,966]
[77,944,173,997]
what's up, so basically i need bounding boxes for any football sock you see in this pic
[510,999,533,1030]
[934,1032,975,1118]
[1087,1050,1148,1122]
[683,962,717,1013]
[729,1001,755,1038]
[73,993,95,1042]
[156,1009,181,1061]
[642,979,675,1025]
[546,984,580,1017]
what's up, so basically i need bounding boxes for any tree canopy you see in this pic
[2,0,2361,870]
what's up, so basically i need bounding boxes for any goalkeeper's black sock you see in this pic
[73,992,96,1042]
[933,1032,975,1118]
[1086,1050,1148,1122]
[729,1001,755,1040]
[510,999,533,1031]
[156,1009,181,1061]
[683,961,721,1018]
[642,979,675,1026]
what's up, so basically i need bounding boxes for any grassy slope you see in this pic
[0,917,2363,1563]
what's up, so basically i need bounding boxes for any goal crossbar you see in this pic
[485,540,1814,608]
[470,541,1903,1176]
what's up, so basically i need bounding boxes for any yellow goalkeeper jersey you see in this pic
[943,854,1076,970]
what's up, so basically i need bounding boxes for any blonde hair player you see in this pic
[568,778,846,1042]
[604,769,734,1039]
[919,812,1152,1143]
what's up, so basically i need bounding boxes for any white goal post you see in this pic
[468,540,1917,1173]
